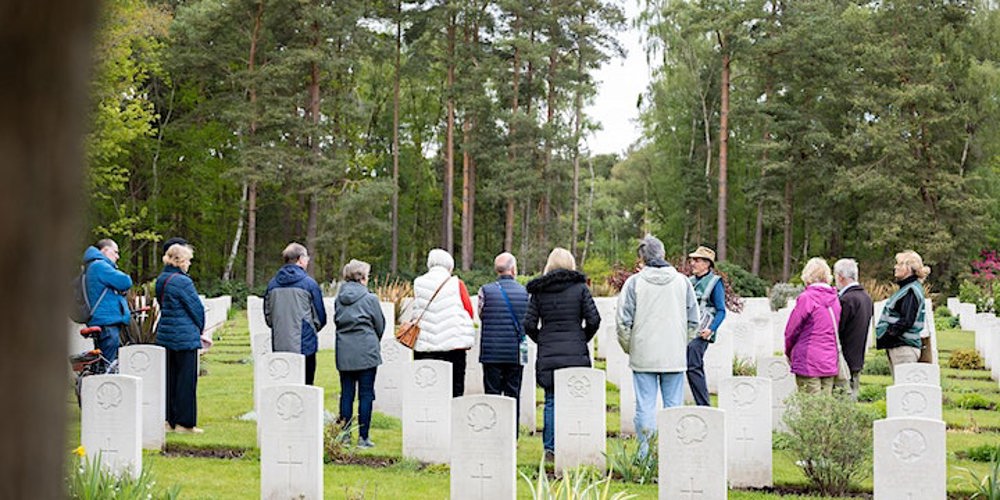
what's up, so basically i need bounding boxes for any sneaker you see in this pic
[357,437,375,449]
[176,426,204,434]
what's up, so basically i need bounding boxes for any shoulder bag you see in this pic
[395,276,452,349]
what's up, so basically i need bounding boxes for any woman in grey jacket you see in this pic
[334,259,385,448]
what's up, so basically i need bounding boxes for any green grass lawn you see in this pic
[67,314,1000,498]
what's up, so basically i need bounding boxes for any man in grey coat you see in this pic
[264,242,327,385]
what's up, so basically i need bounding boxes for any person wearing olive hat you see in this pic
[685,245,726,406]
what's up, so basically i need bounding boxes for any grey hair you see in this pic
[426,248,454,271]
[282,242,308,263]
[95,238,117,250]
[494,252,516,274]
[833,258,859,282]
[342,259,371,282]
[637,235,666,264]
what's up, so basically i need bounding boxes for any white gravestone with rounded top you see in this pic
[374,302,410,418]
[703,333,734,394]
[594,297,617,359]
[260,384,323,500]
[255,352,305,444]
[658,406,727,500]
[759,356,796,432]
[451,395,517,500]
[519,339,537,433]
[719,376,773,488]
[119,345,166,450]
[465,322,485,396]
[317,297,337,350]
[554,367,606,472]
[403,360,453,463]
[893,363,940,386]
[81,374,142,479]
[887,383,942,421]
[874,417,945,500]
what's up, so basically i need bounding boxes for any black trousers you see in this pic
[305,353,316,386]
[686,338,711,406]
[483,363,523,424]
[166,348,198,428]
[414,349,467,397]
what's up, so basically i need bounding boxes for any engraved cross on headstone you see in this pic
[277,445,303,492]
[416,408,437,445]
[680,476,703,499]
[99,436,119,462]
[568,420,590,441]
[470,461,492,498]
[736,426,754,458]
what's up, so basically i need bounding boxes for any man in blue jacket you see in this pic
[264,242,327,385]
[478,252,530,423]
[82,239,133,368]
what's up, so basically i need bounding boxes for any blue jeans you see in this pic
[543,388,555,452]
[339,367,377,439]
[633,371,685,456]
[97,325,122,371]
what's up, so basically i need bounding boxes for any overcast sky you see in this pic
[584,1,651,157]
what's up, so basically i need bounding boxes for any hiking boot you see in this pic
[357,437,375,449]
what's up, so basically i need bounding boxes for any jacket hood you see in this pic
[275,263,310,286]
[337,281,369,305]
[526,269,587,293]
[638,265,678,285]
[802,283,840,308]
[83,246,113,266]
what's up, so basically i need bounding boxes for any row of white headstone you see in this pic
[948,297,1000,385]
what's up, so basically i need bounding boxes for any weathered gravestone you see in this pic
[750,313,775,361]
[759,356,795,432]
[887,383,942,421]
[247,296,266,337]
[975,313,996,371]
[772,307,792,355]
[719,376,773,488]
[721,315,756,363]
[873,417,945,500]
[893,363,940,386]
[519,339,537,433]
[554,367,606,472]
[260,384,323,500]
[317,297,337,350]
[658,407,727,500]
[946,297,960,312]
[922,299,939,364]
[703,333,734,394]
[81,374,142,479]
[465,323,485,396]
[373,302,409,419]
[119,345,165,450]
[451,395,517,500]
[403,360,452,463]
[594,297,617,359]
[255,353,305,444]
[252,333,272,359]
[201,295,231,336]
[956,302,977,332]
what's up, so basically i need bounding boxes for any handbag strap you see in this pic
[495,282,524,340]
[412,276,453,325]
[828,306,844,356]
[159,272,180,306]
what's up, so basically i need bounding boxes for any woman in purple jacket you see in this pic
[784,257,842,395]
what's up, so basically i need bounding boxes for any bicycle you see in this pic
[69,305,151,407]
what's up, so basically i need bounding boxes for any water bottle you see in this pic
[519,337,529,365]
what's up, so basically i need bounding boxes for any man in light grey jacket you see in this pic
[616,235,699,456]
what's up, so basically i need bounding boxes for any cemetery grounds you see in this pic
[66,314,1000,499]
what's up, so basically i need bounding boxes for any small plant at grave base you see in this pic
[857,384,886,403]
[67,450,181,500]
[769,283,803,311]
[605,437,657,484]
[733,357,756,377]
[953,393,995,411]
[948,349,985,370]
[960,444,1000,463]
[520,459,637,500]
[783,392,875,497]
[862,356,892,376]
[324,420,359,462]
[956,444,1000,499]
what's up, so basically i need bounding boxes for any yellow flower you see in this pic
[73,445,86,457]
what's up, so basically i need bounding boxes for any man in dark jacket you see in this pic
[82,239,133,368]
[265,242,327,385]
[478,252,530,422]
[834,258,874,399]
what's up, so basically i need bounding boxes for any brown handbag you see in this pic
[395,276,452,349]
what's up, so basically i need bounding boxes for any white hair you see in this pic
[494,252,516,274]
[833,258,859,282]
[426,248,454,272]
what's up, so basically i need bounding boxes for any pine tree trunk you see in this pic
[247,180,258,287]
[782,178,793,282]
[571,18,583,258]
[717,45,730,262]
[443,9,456,254]
[504,13,521,252]
[1,1,96,496]
[540,46,557,252]
[390,0,401,273]
[244,0,264,288]
[461,119,474,271]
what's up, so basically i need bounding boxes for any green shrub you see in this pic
[861,356,891,376]
[783,393,875,497]
[324,421,358,462]
[936,305,953,318]
[953,393,995,410]
[871,400,887,419]
[960,280,991,313]
[957,445,1000,499]
[858,384,886,403]
[67,452,180,500]
[605,437,656,484]
[769,283,803,311]
[948,349,985,370]
[716,261,769,298]
[733,357,756,377]
[960,444,1000,463]
[935,313,960,332]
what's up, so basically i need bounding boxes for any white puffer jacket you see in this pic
[411,266,474,352]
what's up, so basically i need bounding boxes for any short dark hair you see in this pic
[95,239,116,250]
[162,237,188,254]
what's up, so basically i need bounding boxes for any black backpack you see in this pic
[70,263,107,324]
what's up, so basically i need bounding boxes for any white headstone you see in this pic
[873,417,946,500]
[81,374,142,478]
[922,299,939,364]
[252,333,272,359]
[68,320,91,356]
[593,297,617,360]
[758,356,795,432]
[317,297,337,350]
[658,407,727,500]
[519,339,537,433]
[260,384,324,500]
[403,360,453,463]
[605,336,628,387]
[721,315,756,363]
[450,395,516,500]
[119,345,166,450]
[703,334,734,394]
[957,302,977,331]
[373,307,410,419]
[975,313,995,370]
[465,323,485,395]
[247,296,267,338]
[554,367,606,472]
[772,307,792,355]
[201,296,230,335]
[887,384,942,421]
[719,376,773,488]
[255,353,305,443]
[893,363,940,386]
[946,297,960,312]
[750,314,775,360]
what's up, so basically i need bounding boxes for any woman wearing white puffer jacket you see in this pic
[411,248,475,396]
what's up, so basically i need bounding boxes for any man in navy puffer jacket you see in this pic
[264,242,327,385]
[478,252,529,422]
[82,239,133,367]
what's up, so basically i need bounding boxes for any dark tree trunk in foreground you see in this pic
[0,1,97,497]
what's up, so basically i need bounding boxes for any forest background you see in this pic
[84,0,1000,298]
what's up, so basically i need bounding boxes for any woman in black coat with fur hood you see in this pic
[524,247,601,459]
